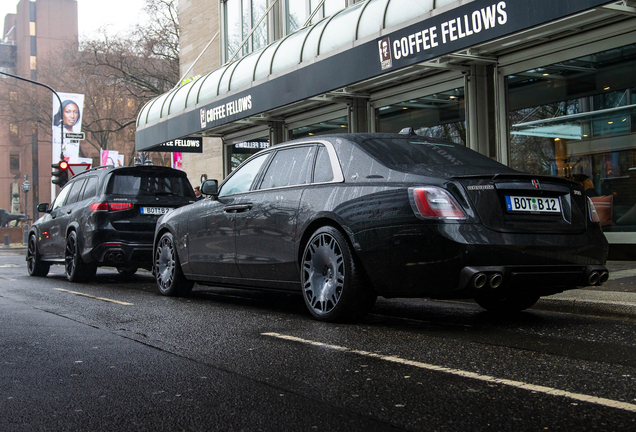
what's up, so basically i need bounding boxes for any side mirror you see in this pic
[37,203,49,213]
[201,179,219,197]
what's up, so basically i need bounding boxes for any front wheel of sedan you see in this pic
[474,293,540,313]
[155,232,194,296]
[65,231,97,282]
[301,226,376,322]
[26,233,49,277]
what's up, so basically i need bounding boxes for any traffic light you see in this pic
[52,160,69,187]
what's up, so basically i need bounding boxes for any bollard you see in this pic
[3,233,9,247]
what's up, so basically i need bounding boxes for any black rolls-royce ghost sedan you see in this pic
[153,131,609,322]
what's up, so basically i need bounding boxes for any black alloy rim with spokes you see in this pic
[65,233,77,276]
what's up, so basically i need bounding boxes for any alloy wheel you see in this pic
[156,236,175,292]
[302,232,345,316]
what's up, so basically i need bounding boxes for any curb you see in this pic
[534,290,636,319]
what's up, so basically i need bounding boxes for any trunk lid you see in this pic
[454,174,588,234]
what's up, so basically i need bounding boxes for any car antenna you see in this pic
[399,127,416,135]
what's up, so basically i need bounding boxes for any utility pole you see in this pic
[0,71,65,206]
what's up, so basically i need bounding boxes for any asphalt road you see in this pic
[1,249,636,431]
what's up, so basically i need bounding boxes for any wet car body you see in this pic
[28,165,196,281]
[154,133,608,321]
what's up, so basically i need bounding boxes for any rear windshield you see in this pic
[359,138,505,169]
[107,171,195,197]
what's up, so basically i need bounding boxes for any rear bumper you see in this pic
[354,222,609,298]
[89,242,153,269]
[458,264,609,299]
[81,227,155,269]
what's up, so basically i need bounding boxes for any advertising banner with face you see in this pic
[52,93,84,164]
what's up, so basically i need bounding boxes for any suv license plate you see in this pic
[140,207,171,215]
[505,196,561,214]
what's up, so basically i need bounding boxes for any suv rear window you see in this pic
[107,171,195,198]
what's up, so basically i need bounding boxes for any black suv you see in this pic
[27,165,196,281]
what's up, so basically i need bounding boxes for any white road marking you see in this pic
[54,288,133,305]
[262,332,636,413]
[0,277,16,281]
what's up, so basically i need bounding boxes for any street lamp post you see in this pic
[22,174,31,246]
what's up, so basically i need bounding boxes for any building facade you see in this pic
[137,0,636,258]
[0,0,78,222]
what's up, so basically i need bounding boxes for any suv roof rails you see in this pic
[72,165,115,178]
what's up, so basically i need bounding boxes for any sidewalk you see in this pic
[536,261,636,318]
[4,242,636,318]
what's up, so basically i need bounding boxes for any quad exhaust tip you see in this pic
[472,273,487,289]
[106,251,124,263]
[489,273,503,289]
[472,272,504,290]
[587,271,609,286]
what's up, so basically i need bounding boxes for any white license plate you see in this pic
[505,196,561,214]
[140,207,171,215]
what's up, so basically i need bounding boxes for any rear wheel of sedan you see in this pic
[301,226,376,322]
[65,231,97,282]
[26,233,49,277]
[155,232,194,296]
[474,293,540,313]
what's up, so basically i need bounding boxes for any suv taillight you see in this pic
[90,202,133,212]
[409,187,466,219]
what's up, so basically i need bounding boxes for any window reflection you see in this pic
[507,43,636,232]
[224,0,268,60]
[376,88,466,145]
[227,138,271,172]
[291,116,348,140]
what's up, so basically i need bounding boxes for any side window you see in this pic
[65,179,86,205]
[51,184,72,211]
[313,145,334,183]
[81,177,98,201]
[219,153,269,197]
[259,146,315,190]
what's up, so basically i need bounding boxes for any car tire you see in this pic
[474,293,540,313]
[301,226,376,322]
[65,231,96,282]
[155,232,194,296]
[26,233,49,277]
[117,267,138,279]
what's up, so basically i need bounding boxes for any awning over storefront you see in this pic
[136,0,619,151]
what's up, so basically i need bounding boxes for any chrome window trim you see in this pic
[219,139,345,197]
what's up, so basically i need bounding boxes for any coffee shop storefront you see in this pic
[136,0,636,257]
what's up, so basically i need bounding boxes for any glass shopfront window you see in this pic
[227,138,271,171]
[290,116,348,140]
[507,44,636,232]
[376,88,466,145]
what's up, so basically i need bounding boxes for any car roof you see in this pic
[72,164,187,180]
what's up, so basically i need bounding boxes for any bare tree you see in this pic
[78,0,180,101]
[0,0,180,167]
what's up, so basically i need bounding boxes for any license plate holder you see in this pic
[505,196,561,214]
[140,207,171,215]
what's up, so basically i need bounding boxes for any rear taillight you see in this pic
[587,197,600,223]
[409,187,466,219]
[90,202,133,212]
